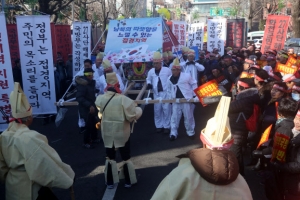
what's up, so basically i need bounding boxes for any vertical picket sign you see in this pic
[72,22,91,77]
[6,24,20,67]
[0,13,15,131]
[207,18,227,56]
[172,20,187,49]
[188,23,204,49]
[16,15,57,115]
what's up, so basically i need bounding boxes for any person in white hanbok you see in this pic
[98,59,125,94]
[92,52,104,78]
[146,52,172,134]
[180,49,204,85]
[167,58,199,141]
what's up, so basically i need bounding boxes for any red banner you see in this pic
[163,22,179,52]
[6,24,20,67]
[226,19,245,48]
[54,25,72,62]
[50,23,57,63]
[261,15,290,54]
[271,132,290,163]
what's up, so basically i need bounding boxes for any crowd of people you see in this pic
[2,39,300,199]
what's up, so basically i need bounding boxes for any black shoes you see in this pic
[188,134,196,140]
[170,135,176,141]
[156,128,163,133]
[163,128,170,134]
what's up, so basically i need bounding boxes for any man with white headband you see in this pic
[146,52,172,134]
[151,97,252,200]
[180,49,204,85]
[167,58,199,141]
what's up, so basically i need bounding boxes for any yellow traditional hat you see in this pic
[153,52,162,62]
[188,49,195,56]
[200,96,233,150]
[163,52,168,58]
[10,82,32,119]
[96,52,104,59]
[104,72,122,93]
[172,58,181,69]
[168,51,173,58]
[102,59,112,69]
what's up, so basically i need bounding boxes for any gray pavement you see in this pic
[0,103,267,200]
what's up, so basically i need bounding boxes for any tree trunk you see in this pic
[292,0,300,38]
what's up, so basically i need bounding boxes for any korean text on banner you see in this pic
[72,22,91,75]
[55,25,72,62]
[261,15,290,53]
[163,21,179,52]
[6,24,20,67]
[207,18,227,56]
[105,18,163,63]
[188,23,204,49]
[16,15,57,115]
[271,132,290,163]
[274,56,298,75]
[226,19,245,48]
[194,80,223,106]
[172,20,187,47]
[0,13,15,131]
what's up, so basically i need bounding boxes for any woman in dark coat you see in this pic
[228,78,261,175]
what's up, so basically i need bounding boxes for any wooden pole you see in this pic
[135,83,147,100]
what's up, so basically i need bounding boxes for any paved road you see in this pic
[0,102,267,200]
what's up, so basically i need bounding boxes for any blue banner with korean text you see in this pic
[104,17,163,63]
[16,15,57,115]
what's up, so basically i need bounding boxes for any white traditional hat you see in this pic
[103,59,112,69]
[168,51,173,58]
[200,96,233,150]
[188,49,195,56]
[153,52,162,62]
[96,52,104,59]
[182,47,189,54]
[10,82,32,119]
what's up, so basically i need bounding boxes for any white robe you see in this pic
[98,73,125,94]
[146,66,172,129]
[180,60,204,84]
[167,72,197,137]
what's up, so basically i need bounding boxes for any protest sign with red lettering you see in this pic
[163,21,179,52]
[172,20,186,47]
[261,15,290,53]
[226,19,245,48]
[194,80,223,106]
[6,24,20,67]
[274,62,297,75]
[271,132,290,163]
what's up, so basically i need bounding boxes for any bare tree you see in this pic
[290,0,300,37]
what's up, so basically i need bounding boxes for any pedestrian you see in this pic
[151,97,252,200]
[95,72,142,189]
[76,68,100,149]
[65,54,73,81]
[93,52,104,78]
[180,49,204,85]
[146,52,172,134]
[98,59,124,94]
[167,58,198,141]
[0,83,75,200]
[228,78,260,175]
[162,52,169,67]
[12,58,23,89]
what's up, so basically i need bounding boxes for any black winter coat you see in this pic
[75,76,97,120]
[228,88,260,136]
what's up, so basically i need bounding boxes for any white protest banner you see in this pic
[16,15,57,115]
[207,18,227,55]
[0,13,14,131]
[72,22,91,75]
[172,20,187,48]
[188,23,204,49]
[104,18,163,63]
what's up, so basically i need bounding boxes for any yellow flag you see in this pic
[257,125,272,149]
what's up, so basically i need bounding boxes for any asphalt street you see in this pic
[0,102,268,200]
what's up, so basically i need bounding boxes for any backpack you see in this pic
[245,104,260,132]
